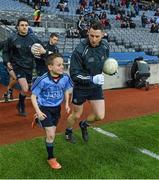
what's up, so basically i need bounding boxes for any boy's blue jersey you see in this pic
[31,72,73,107]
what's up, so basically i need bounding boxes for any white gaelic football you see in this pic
[31,43,43,58]
[103,58,118,75]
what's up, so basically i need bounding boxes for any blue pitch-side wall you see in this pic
[109,52,159,65]
[63,51,159,65]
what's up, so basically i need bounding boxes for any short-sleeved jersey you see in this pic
[31,72,73,107]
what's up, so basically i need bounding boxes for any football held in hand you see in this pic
[31,43,43,58]
[103,58,118,75]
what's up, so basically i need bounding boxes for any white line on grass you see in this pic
[0,97,31,103]
[93,127,159,161]
[138,148,159,160]
[93,127,118,138]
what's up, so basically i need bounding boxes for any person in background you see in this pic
[127,56,150,91]
[33,5,41,27]
[130,56,150,90]
[35,33,59,76]
[141,12,147,28]
[1,40,16,102]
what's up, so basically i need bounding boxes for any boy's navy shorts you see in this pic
[13,65,32,84]
[39,105,61,128]
[72,86,104,105]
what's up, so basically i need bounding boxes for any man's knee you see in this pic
[22,87,29,93]
[20,83,29,93]
[96,114,105,121]
[46,135,55,143]
[68,111,82,121]
[74,112,82,119]
[67,112,82,126]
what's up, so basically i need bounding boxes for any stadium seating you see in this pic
[0,0,33,12]
[107,27,159,54]
[0,1,159,56]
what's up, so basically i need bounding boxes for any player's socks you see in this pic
[80,120,90,127]
[46,142,54,160]
[17,93,27,116]
[65,128,76,143]
[79,120,89,142]
[7,89,13,99]
[8,88,13,94]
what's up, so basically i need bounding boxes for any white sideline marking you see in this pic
[93,127,118,138]
[0,97,31,103]
[138,148,159,160]
[93,127,159,161]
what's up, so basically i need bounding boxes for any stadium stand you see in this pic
[0,0,33,12]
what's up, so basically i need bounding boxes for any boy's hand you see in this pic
[36,111,47,120]
[65,104,70,114]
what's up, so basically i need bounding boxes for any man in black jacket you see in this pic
[3,17,46,116]
[65,21,109,143]
[35,32,59,76]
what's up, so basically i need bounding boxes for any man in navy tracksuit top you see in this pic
[2,17,45,116]
[35,32,59,76]
[65,21,109,143]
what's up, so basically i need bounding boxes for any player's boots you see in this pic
[16,93,27,116]
[79,120,89,142]
[65,128,76,143]
[47,158,62,169]
[3,93,9,102]
[3,90,13,102]
[8,89,13,100]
